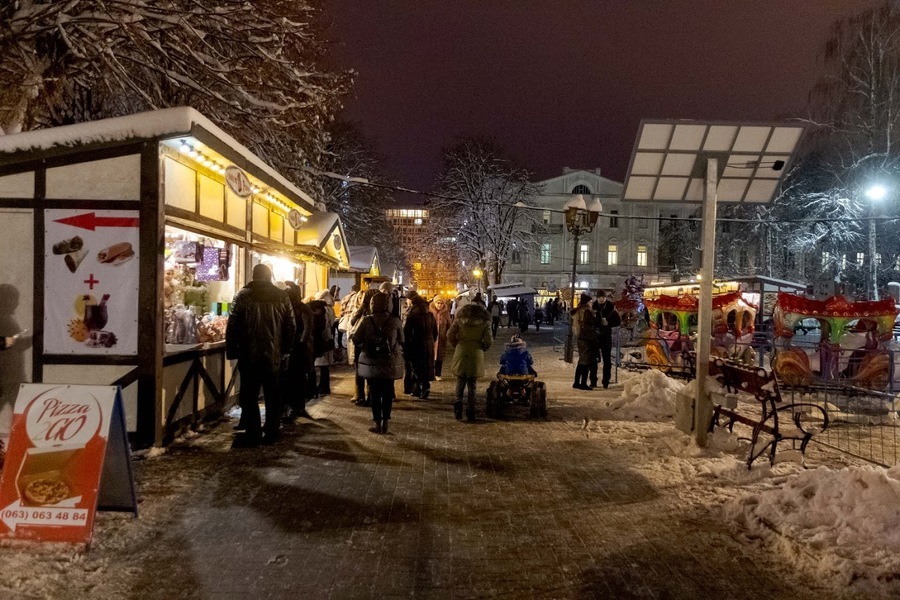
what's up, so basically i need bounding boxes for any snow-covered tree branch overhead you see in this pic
[0,0,351,192]
[428,138,542,286]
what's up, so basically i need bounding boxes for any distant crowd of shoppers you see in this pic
[225,268,617,447]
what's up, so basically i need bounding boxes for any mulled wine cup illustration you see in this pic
[83,294,110,331]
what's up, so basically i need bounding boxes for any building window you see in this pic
[821,251,830,267]
[638,209,648,229]
[542,210,551,225]
[512,245,521,264]
[580,243,590,265]
[876,253,882,266]
[540,242,551,264]
[572,184,591,195]
[857,252,865,266]
[637,245,648,267]
[607,244,618,266]
[841,254,847,270]
[610,210,619,228]
[414,218,422,225]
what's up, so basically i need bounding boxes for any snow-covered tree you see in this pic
[0,0,350,191]
[428,138,542,286]
[314,121,407,272]
[792,1,900,296]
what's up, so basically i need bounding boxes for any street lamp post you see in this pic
[865,184,887,301]
[472,267,483,298]
[563,194,603,363]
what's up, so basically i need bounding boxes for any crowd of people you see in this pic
[224,266,619,447]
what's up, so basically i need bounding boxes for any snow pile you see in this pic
[724,464,900,590]
[605,369,683,421]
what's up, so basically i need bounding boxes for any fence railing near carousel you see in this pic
[617,329,900,467]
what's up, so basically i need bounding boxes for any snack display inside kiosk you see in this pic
[164,227,236,346]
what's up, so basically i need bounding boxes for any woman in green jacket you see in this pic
[447,303,493,421]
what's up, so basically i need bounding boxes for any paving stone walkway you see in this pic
[0,326,864,599]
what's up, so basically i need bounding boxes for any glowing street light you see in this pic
[865,183,889,300]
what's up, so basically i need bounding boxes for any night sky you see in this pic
[327,1,881,196]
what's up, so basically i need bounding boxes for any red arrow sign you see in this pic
[54,212,140,231]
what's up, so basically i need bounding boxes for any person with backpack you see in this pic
[283,282,314,420]
[225,264,296,446]
[352,291,403,434]
[447,302,493,422]
[349,288,380,406]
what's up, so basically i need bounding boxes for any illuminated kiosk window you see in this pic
[540,243,551,264]
[607,244,618,266]
[580,243,590,265]
[637,245,648,267]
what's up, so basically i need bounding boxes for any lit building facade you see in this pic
[385,207,458,296]
[503,168,693,299]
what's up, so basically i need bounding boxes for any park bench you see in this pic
[707,357,829,469]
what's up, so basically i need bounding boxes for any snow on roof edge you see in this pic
[0,107,316,209]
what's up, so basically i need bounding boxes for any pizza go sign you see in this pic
[0,384,136,545]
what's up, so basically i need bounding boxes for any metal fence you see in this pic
[617,330,900,467]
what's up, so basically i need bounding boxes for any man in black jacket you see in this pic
[592,290,621,389]
[226,264,296,446]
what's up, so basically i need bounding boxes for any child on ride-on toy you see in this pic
[499,335,537,377]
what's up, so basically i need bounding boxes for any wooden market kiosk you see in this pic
[0,108,350,448]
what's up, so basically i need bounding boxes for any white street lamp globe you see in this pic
[866,184,888,201]
[564,194,587,211]
[586,196,603,214]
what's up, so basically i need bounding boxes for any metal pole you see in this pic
[564,226,580,363]
[695,157,718,448]
[868,214,879,300]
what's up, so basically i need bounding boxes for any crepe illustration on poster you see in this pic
[44,209,139,356]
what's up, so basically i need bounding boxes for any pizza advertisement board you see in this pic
[0,384,136,545]
[44,209,140,355]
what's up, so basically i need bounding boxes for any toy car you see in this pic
[485,373,547,419]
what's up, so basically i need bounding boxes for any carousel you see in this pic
[772,293,898,389]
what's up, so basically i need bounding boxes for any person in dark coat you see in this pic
[593,290,622,389]
[506,297,519,329]
[571,292,598,391]
[447,303,493,421]
[403,292,438,398]
[226,264,296,446]
[350,288,380,406]
[283,282,314,420]
[352,292,404,434]
[517,301,529,333]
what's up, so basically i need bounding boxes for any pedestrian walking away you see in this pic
[593,290,621,389]
[283,282,314,421]
[308,289,336,396]
[352,291,404,434]
[488,295,502,338]
[403,291,438,398]
[225,263,296,447]
[447,302,493,421]
[349,288,381,406]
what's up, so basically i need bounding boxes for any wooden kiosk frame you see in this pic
[0,108,349,447]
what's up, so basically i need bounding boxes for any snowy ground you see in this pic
[0,324,898,598]
[526,338,900,596]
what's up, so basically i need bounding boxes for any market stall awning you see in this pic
[294,212,350,268]
[487,283,538,297]
[347,245,380,275]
